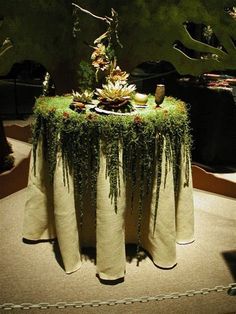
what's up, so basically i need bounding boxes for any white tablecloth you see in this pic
[23,139,194,280]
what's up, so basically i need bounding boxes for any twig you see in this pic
[0,38,13,57]
[72,2,112,23]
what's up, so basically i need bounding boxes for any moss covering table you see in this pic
[23,95,194,280]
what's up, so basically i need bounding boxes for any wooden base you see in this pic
[0,138,31,199]
[192,164,236,199]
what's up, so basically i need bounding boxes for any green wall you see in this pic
[1,0,236,93]
[0,0,76,93]
[77,0,236,74]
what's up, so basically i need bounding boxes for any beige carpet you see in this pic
[0,189,236,313]
[0,138,31,199]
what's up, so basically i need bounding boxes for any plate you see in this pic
[94,107,137,116]
[134,104,148,108]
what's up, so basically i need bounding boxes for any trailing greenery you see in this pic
[32,95,192,246]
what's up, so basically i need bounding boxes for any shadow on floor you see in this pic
[222,250,236,281]
[22,238,65,271]
[22,239,149,277]
[80,243,148,265]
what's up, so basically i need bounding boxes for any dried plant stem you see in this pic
[0,38,13,57]
[72,2,112,23]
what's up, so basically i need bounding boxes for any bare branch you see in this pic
[72,3,123,49]
[72,2,111,22]
[182,25,227,56]
[0,38,13,57]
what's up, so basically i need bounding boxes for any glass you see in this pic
[155,84,165,107]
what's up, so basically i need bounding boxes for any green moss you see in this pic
[32,94,192,247]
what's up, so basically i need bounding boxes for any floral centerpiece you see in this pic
[96,80,135,112]
[69,89,94,113]
[95,62,136,112]
[71,4,136,114]
[90,13,136,113]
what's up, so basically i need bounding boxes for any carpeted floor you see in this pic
[0,188,236,313]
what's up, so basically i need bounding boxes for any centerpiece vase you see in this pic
[155,84,165,107]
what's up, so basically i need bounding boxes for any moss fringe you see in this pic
[32,95,192,245]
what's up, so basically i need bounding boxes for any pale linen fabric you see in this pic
[23,139,194,280]
[23,141,56,240]
[176,148,194,244]
[144,156,178,269]
[96,148,126,280]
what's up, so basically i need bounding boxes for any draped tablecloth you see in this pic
[22,96,194,280]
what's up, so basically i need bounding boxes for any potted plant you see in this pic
[94,59,136,112]
[96,80,136,113]
[69,89,94,113]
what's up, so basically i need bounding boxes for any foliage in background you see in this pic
[0,21,14,172]
[73,0,236,76]
[76,60,96,92]
[1,0,236,95]
[0,0,76,94]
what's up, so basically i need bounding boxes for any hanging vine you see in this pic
[32,95,192,249]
